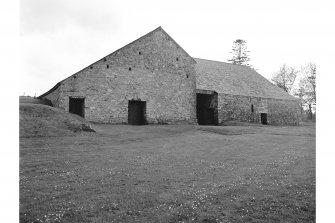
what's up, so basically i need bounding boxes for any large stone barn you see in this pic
[39,26,300,125]
[194,59,301,125]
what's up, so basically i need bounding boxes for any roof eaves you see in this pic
[218,92,299,101]
[193,57,249,68]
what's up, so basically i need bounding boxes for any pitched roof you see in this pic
[194,58,297,100]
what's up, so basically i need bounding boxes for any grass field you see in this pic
[20,123,315,222]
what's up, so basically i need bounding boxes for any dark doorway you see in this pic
[261,113,268,125]
[196,93,217,125]
[128,100,146,125]
[69,97,85,118]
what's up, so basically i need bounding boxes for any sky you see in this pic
[19,0,333,96]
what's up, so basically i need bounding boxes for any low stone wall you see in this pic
[218,93,301,125]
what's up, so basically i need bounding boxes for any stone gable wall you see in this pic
[218,93,301,125]
[42,28,197,124]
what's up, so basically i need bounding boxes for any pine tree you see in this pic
[227,39,250,66]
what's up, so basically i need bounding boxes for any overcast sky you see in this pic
[19,0,333,96]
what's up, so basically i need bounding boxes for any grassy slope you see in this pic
[20,103,95,137]
[20,123,315,222]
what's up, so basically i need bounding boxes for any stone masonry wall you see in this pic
[42,28,197,124]
[218,93,301,125]
[267,99,301,125]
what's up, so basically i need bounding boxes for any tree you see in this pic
[294,62,316,119]
[271,64,298,94]
[294,86,305,116]
[301,62,316,103]
[227,39,250,66]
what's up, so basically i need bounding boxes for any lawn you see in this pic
[20,123,315,222]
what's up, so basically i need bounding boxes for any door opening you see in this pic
[196,93,218,125]
[261,113,268,125]
[69,97,85,118]
[128,100,146,125]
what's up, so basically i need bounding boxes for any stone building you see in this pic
[39,26,300,125]
[195,59,300,125]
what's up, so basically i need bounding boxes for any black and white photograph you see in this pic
[3,0,333,222]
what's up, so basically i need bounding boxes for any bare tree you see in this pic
[301,62,316,103]
[294,85,309,118]
[271,64,298,94]
[227,39,250,66]
[295,62,316,119]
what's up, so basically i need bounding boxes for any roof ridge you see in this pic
[194,57,250,68]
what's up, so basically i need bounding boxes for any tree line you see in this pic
[227,39,316,120]
[271,63,316,120]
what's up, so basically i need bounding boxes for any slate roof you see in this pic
[194,58,297,100]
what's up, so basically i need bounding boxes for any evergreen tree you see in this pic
[227,39,251,66]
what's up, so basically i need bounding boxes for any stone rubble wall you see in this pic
[218,93,301,125]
